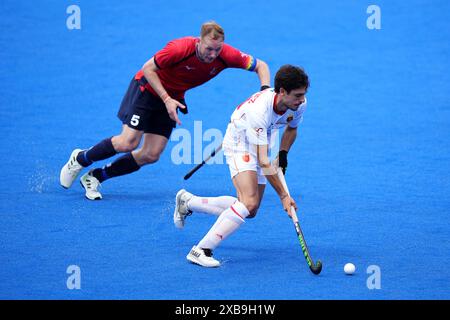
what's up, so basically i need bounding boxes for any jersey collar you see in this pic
[273,93,285,115]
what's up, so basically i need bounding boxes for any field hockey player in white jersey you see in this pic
[174,65,309,267]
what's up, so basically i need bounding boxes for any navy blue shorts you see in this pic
[117,77,184,139]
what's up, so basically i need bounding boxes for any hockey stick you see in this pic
[183,145,222,180]
[277,168,322,275]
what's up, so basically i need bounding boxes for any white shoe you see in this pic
[186,246,220,268]
[60,149,84,189]
[173,189,193,229]
[80,170,102,200]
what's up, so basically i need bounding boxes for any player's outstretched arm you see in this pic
[254,59,271,90]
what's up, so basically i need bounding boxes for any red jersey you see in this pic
[135,37,257,100]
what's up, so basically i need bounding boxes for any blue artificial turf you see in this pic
[0,0,449,300]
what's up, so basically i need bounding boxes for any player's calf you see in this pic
[188,201,250,267]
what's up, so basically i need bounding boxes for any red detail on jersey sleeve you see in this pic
[236,91,263,110]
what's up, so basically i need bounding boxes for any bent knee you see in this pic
[136,151,161,165]
[242,201,259,218]
[112,136,140,152]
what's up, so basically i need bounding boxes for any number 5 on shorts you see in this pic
[130,114,140,127]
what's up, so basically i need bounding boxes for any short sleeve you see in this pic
[288,100,308,128]
[220,44,257,71]
[287,114,303,128]
[154,38,195,69]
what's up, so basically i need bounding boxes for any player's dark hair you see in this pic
[201,21,225,40]
[274,65,309,93]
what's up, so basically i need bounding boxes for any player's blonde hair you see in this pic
[200,21,225,40]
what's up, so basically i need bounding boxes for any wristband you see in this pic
[260,85,271,91]
[161,93,171,104]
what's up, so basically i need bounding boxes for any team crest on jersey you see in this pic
[210,67,217,75]
[242,153,250,162]
[287,115,294,123]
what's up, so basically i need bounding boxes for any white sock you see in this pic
[197,201,249,250]
[187,195,237,216]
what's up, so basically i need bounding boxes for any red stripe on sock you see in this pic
[230,205,244,220]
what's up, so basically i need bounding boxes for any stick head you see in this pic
[310,260,322,275]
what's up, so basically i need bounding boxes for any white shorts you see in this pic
[225,151,267,185]
[223,123,268,185]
